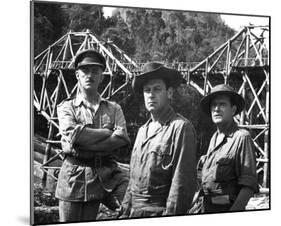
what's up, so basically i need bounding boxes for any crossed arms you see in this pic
[57,102,130,155]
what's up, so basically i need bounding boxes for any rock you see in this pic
[34,206,59,224]
[246,195,269,210]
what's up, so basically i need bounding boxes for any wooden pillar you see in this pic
[263,80,270,188]
[240,76,246,125]
[108,72,113,98]
[187,70,190,85]
[224,72,228,85]
[245,29,249,67]
[226,40,231,77]
[39,47,51,111]
[204,59,209,95]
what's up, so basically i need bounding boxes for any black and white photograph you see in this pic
[3,0,281,225]
[29,0,272,225]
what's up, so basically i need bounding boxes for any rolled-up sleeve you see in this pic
[57,102,84,153]
[236,133,259,193]
[165,122,197,215]
[112,103,130,144]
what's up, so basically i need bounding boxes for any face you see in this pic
[210,94,237,125]
[75,65,103,92]
[143,78,172,114]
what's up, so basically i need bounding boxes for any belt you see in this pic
[131,191,167,208]
[130,206,165,217]
[203,194,233,205]
[65,155,116,168]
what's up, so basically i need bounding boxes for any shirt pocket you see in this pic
[214,157,235,182]
[64,162,85,184]
[149,142,173,169]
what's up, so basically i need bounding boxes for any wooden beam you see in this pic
[54,38,68,62]
[42,74,62,181]
[189,81,204,96]
[67,33,75,58]
[110,82,129,97]
[209,45,227,72]
[225,40,231,75]
[244,74,267,121]
[253,139,265,156]
[253,128,268,141]
[231,34,246,67]
[190,27,246,73]
[263,80,270,187]
[89,33,132,76]
[34,33,68,60]
[100,81,111,97]
[34,53,47,73]
[59,71,70,98]
[110,43,138,68]
[238,124,268,129]
[246,80,267,117]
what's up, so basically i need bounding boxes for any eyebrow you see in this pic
[144,84,163,89]
[79,66,101,70]
[211,99,229,105]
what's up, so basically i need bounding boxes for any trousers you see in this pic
[59,200,100,222]
[58,163,129,222]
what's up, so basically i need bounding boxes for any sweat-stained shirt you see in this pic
[122,106,197,216]
[55,94,130,202]
[200,121,258,203]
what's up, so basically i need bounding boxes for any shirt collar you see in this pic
[143,106,176,127]
[73,94,84,107]
[73,93,108,108]
[215,120,238,138]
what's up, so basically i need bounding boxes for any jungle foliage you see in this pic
[33,2,235,62]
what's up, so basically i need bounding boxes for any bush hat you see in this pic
[200,84,245,116]
[74,49,106,71]
[132,62,182,94]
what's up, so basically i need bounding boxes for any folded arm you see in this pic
[77,133,129,152]
[74,127,113,146]
[57,101,130,154]
[77,104,130,151]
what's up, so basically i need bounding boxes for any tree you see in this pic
[101,11,135,56]
[34,2,66,54]
[62,4,106,35]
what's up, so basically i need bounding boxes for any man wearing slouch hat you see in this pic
[121,62,197,217]
[195,84,258,213]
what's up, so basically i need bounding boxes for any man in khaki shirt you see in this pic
[121,62,197,217]
[197,84,258,213]
[56,49,130,222]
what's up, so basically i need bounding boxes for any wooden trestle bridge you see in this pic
[33,26,270,191]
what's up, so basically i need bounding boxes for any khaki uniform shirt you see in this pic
[200,121,258,202]
[55,94,130,202]
[122,107,197,216]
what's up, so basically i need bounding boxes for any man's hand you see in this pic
[103,123,114,131]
